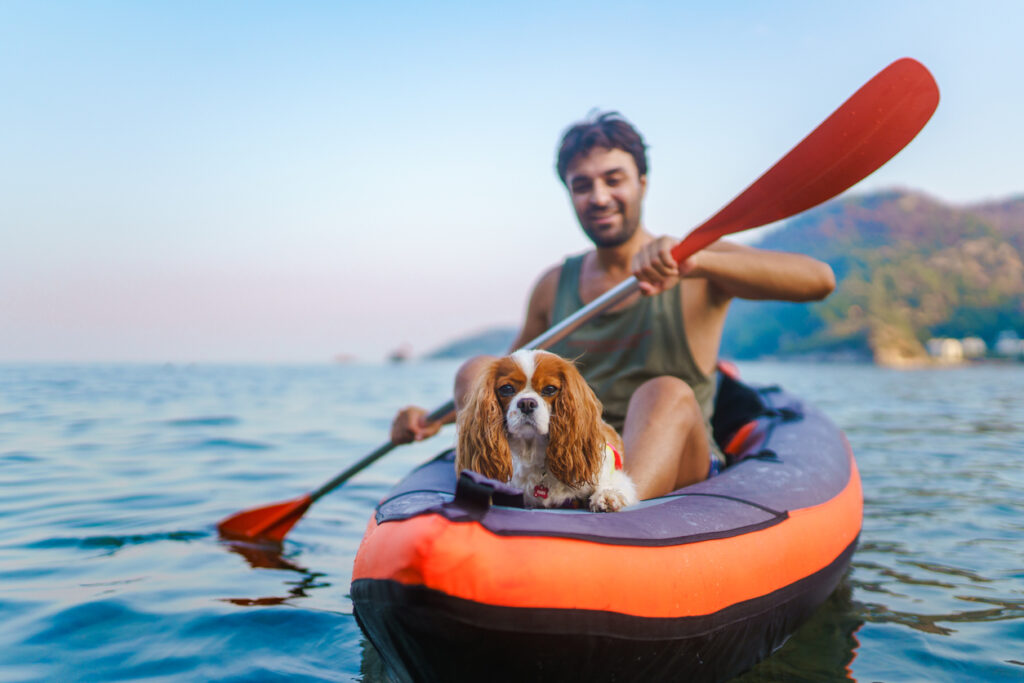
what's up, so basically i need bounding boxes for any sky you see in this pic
[2,1,1022,363]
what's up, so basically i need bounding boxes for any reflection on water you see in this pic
[737,577,861,682]
[218,538,334,607]
[0,361,1022,681]
[222,538,306,572]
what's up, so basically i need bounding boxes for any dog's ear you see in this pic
[546,358,604,488]
[456,362,513,482]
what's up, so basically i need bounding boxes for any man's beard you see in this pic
[581,212,640,248]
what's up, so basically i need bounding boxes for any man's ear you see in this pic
[639,174,648,197]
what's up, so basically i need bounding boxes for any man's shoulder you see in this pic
[529,251,583,305]
[535,250,589,290]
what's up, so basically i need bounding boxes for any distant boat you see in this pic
[388,344,413,363]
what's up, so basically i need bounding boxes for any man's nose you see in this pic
[517,397,538,415]
[589,181,610,206]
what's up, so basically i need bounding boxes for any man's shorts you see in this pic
[708,453,726,478]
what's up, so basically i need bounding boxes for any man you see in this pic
[391,112,834,499]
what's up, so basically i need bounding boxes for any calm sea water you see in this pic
[0,361,1021,682]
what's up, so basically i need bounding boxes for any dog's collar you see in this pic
[531,443,623,505]
[605,442,623,471]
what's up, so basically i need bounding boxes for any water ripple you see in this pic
[163,416,242,428]
[185,438,274,451]
[24,530,207,551]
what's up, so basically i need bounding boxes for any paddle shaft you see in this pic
[308,404,452,503]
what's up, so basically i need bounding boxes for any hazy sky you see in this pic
[2,1,1021,362]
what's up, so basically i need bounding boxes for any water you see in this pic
[0,361,1021,682]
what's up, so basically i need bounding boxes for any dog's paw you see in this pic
[589,488,631,513]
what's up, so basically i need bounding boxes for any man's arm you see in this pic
[687,240,835,303]
[633,237,834,304]
[633,237,835,374]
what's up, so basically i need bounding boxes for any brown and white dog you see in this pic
[456,349,637,512]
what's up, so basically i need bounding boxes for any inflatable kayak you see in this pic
[351,373,862,682]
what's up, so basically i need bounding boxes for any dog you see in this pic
[455,349,637,512]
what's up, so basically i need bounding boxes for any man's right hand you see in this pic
[390,406,443,444]
[633,235,684,295]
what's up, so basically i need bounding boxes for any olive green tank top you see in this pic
[546,253,719,453]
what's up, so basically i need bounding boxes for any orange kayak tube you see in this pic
[352,377,862,682]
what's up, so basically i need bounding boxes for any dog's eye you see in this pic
[541,385,558,396]
[497,384,515,397]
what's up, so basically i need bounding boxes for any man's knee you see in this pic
[632,376,699,413]
[622,376,710,496]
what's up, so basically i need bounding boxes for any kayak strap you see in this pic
[715,375,806,467]
[454,470,525,516]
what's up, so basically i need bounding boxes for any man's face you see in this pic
[564,147,647,248]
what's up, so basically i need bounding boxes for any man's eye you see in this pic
[541,385,558,396]
[498,384,515,397]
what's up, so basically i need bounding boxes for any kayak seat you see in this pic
[713,371,804,467]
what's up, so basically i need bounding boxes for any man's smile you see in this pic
[588,211,619,225]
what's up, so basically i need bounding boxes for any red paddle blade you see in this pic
[672,57,940,262]
[217,494,313,542]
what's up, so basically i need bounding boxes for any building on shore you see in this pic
[926,337,965,362]
[926,331,1022,362]
[960,337,987,359]
[995,331,1024,358]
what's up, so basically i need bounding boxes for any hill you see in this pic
[424,327,517,359]
[722,190,1024,364]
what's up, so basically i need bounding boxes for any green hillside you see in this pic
[425,327,517,359]
[721,190,1024,364]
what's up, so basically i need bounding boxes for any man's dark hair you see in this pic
[556,111,648,184]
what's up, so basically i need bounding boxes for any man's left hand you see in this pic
[634,236,699,295]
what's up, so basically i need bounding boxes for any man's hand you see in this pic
[633,236,700,295]
[390,406,443,444]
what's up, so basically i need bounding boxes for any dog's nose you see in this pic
[517,397,538,415]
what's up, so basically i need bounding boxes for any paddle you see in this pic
[218,57,939,542]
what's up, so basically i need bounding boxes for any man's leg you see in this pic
[621,376,710,499]
[453,355,496,411]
